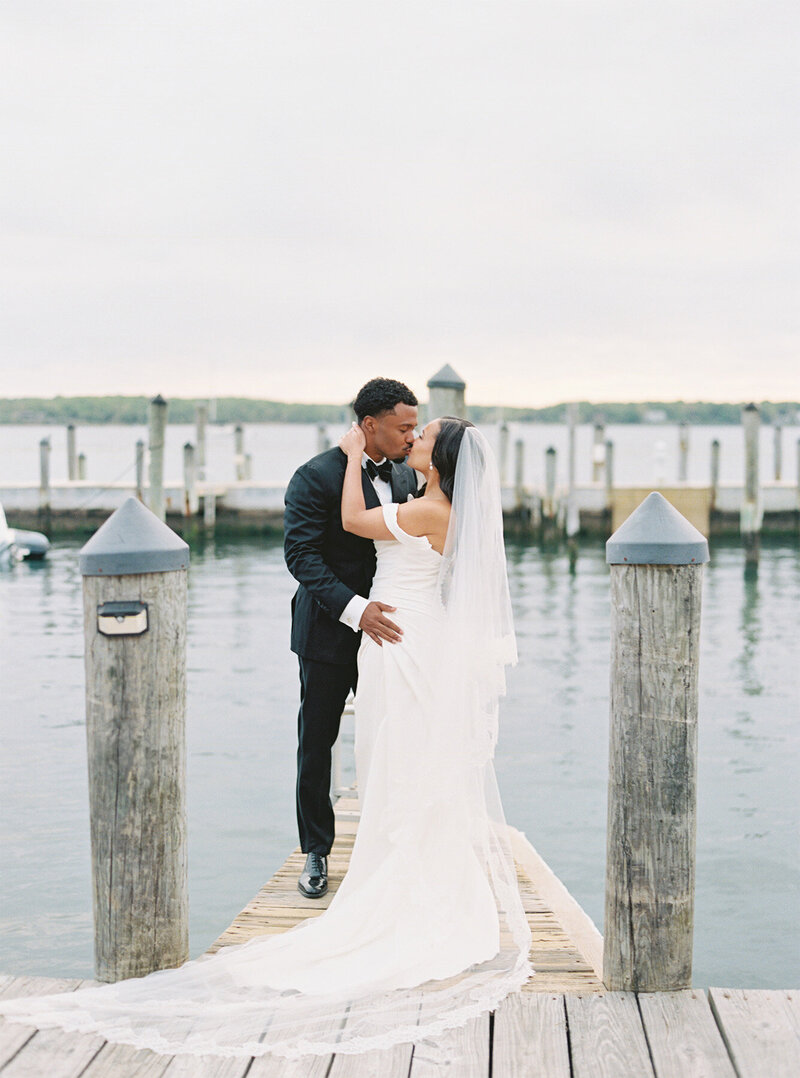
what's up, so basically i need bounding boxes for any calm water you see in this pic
[0,532,797,989]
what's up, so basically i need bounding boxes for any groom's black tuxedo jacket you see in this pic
[284,447,419,665]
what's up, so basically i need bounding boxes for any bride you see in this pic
[0,418,531,1059]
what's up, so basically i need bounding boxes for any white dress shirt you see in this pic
[339,453,393,632]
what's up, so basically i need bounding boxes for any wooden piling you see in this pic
[773,423,783,482]
[79,498,190,982]
[544,446,557,522]
[566,403,579,538]
[67,424,77,481]
[741,403,761,564]
[195,402,208,474]
[135,439,145,501]
[78,453,87,480]
[427,364,466,421]
[183,442,198,516]
[604,439,614,512]
[244,453,253,480]
[499,422,510,486]
[604,492,708,992]
[148,394,168,521]
[514,437,525,509]
[678,421,689,482]
[234,424,246,481]
[39,438,51,513]
[710,439,721,511]
[204,490,216,531]
[592,421,605,482]
[317,424,330,454]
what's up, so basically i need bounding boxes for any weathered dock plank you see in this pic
[161,1054,251,1077]
[0,1021,35,1071]
[0,977,89,1073]
[79,1042,173,1077]
[493,993,570,1077]
[565,992,654,1078]
[0,1025,105,1078]
[709,987,800,1078]
[409,1012,489,1078]
[329,1031,416,1078]
[638,990,737,1078]
[246,1013,345,1077]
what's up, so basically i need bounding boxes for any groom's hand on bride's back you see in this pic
[359,602,403,646]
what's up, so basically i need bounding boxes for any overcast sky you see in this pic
[1,2,797,406]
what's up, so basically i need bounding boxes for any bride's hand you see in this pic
[339,423,366,459]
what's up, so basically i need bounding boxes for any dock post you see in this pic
[773,423,783,482]
[710,439,720,511]
[78,453,87,480]
[604,492,709,992]
[67,424,77,481]
[543,446,557,531]
[604,439,614,516]
[592,421,605,482]
[195,402,208,477]
[244,453,253,480]
[741,403,761,564]
[234,424,245,481]
[566,403,579,555]
[427,365,466,421]
[39,437,51,515]
[183,442,198,516]
[499,422,510,486]
[148,394,168,521]
[317,424,330,454]
[514,437,525,511]
[204,490,216,531]
[79,498,189,982]
[678,421,689,482]
[135,439,145,501]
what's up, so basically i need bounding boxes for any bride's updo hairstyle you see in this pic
[431,417,475,502]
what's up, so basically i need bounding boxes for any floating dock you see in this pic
[1,796,797,1076]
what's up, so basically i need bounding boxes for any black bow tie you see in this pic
[365,459,393,483]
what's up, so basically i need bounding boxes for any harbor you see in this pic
[2,376,799,553]
[1,469,798,1073]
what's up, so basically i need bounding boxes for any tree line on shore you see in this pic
[0,396,797,426]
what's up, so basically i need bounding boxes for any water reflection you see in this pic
[736,563,763,697]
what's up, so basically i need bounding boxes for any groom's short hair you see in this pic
[352,378,418,422]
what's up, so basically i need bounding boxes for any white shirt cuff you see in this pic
[340,593,369,632]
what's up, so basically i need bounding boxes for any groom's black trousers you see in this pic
[296,655,358,855]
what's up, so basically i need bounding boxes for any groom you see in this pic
[284,378,419,897]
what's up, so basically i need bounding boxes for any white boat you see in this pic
[0,503,50,564]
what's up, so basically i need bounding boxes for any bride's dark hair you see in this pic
[432,417,475,502]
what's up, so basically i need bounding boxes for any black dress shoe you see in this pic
[298,852,328,898]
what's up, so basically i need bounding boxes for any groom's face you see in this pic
[364,403,418,462]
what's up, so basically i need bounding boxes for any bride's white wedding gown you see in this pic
[0,502,531,1059]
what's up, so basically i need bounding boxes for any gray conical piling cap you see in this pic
[80,497,189,576]
[427,364,466,389]
[606,491,709,565]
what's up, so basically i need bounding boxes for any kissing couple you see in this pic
[0,377,531,1060]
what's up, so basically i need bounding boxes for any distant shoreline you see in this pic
[1,397,798,426]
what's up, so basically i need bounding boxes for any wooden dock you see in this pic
[1,798,798,1076]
